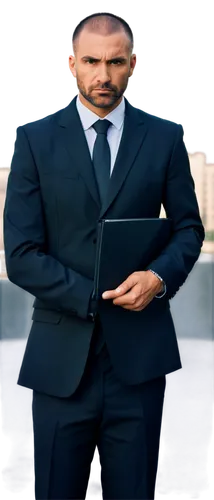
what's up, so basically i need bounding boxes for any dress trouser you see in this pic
[32,316,166,500]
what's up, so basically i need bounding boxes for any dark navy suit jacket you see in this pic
[3,96,204,397]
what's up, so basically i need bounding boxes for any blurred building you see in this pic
[189,153,214,233]
[0,169,8,275]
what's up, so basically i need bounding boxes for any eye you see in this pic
[83,58,124,65]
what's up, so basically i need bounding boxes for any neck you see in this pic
[78,93,122,118]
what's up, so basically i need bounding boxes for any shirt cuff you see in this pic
[148,269,167,298]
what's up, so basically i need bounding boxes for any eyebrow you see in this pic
[81,56,127,63]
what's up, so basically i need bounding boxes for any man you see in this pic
[4,12,204,500]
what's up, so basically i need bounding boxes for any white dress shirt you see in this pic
[76,95,125,176]
[76,94,166,299]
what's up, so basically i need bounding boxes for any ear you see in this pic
[130,54,140,77]
[69,55,76,77]
[133,54,140,71]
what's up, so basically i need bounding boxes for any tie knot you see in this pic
[93,119,111,135]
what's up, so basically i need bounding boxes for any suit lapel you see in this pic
[100,99,148,218]
[57,96,148,218]
[58,97,100,208]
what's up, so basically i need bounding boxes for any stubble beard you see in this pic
[75,76,130,109]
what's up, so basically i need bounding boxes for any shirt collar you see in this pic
[76,94,125,131]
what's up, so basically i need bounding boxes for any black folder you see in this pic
[93,218,172,300]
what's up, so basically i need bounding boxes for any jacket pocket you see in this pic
[32,308,62,324]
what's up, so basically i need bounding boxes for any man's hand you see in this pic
[102,271,163,311]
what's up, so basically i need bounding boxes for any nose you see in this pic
[96,63,111,85]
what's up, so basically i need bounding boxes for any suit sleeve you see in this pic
[3,126,93,319]
[148,124,205,299]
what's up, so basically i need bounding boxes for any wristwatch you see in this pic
[148,269,166,298]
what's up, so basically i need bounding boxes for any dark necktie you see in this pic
[92,119,111,204]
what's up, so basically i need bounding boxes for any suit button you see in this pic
[93,238,97,244]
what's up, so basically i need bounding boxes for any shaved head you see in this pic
[72,13,134,54]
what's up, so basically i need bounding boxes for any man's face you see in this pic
[69,29,136,115]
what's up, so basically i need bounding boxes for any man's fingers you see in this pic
[102,273,138,299]
[102,289,123,299]
[113,290,138,306]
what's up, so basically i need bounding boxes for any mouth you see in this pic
[93,89,113,92]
